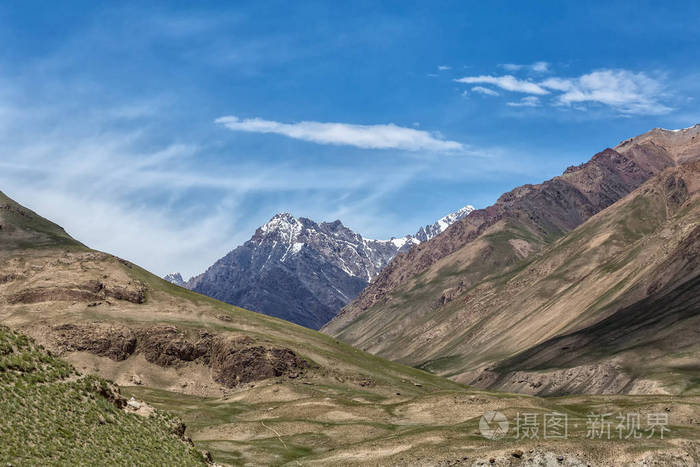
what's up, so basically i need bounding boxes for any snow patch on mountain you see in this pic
[414,205,475,242]
[659,124,699,133]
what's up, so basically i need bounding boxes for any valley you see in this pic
[1,125,700,464]
[2,3,699,466]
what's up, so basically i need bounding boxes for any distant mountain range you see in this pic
[165,205,474,329]
[323,125,700,395]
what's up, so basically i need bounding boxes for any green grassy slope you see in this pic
[0,326,206,466]
[0,190,84,250]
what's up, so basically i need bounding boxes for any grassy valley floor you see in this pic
[124,379,700,466]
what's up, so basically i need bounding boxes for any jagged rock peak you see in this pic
[259,212,302,233]
[163,273,185,287]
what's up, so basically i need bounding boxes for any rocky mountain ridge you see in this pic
[166,205,473,329]
[325,125,700,331]
[322,125,700,395]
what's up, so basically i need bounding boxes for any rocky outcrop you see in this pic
[211,342,307,387]
[52,323,137,361]
[49,323,308,388]
[8,287,102,305]
[0,274,21,284]
[6,280,145,305]
[138,326,214,367]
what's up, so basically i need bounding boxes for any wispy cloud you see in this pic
[456,67,673,115]
[215,116,464,152]
[471,86,499,96]
[438,65,451,71]
[540,70,671,115]
[0,74,490,278]
[0,82,555,279]
[454,75,549,95]
[0,115,422,277]
[507,96,540,107]
[501,61,550,73]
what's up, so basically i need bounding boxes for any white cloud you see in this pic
[454,75,549,95]
[215,116,464,152]
[457,66,672,115]
[531,61,550,73]
[501,61,550,73]
[471,86,499,96]
[507,96,541,107]
[438,65,451,71]
[540,70,671,115]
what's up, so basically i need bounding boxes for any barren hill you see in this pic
[323,126,700,396]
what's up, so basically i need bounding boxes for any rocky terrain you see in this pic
[167,206,473,329]
[324,125,700,396]
[49,323,308,387]
[2,187,698,465]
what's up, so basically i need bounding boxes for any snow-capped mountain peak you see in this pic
[414,204,474,242]
[163,272,186,287]
[164,203,474,329]
[435,205,475,230]
[259,212,302,235]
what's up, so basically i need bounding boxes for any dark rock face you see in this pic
[186,215,388,329]
[169,207,473,329]
[211,342,307,387]
[52,323,137,361]
[49,323,307,388]
[138,326,213,367]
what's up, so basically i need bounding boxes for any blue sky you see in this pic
[1,1,698,277]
